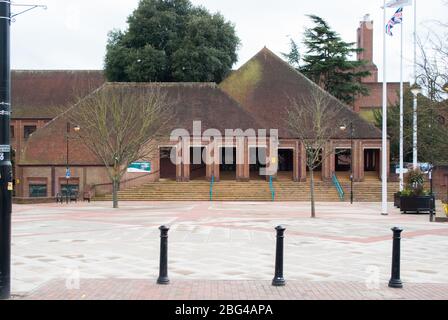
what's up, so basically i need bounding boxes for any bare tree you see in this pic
[63,84,172,208]
[286,87,347,218]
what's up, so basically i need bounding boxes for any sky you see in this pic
[10,0,448,82]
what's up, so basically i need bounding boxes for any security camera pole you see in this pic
[0,0,13,300]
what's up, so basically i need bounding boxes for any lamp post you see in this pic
[65,122,80,203]
[0,0,46,300]
[411,84,422,170]
[340,123,354,204]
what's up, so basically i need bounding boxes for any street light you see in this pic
[340,123,354,204]
[410,84,422,169]
[1,0,46,300]
[443,82,448,93]
[65,123,80,204]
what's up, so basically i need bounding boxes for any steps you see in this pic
[94,178,401,202]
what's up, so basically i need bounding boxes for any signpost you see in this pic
[0,0,12,300]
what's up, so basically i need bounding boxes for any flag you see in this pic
[385,0,412,8]
[386,7,403,36]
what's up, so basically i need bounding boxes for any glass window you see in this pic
[29,184,47,198]
[24,125,37,139]
[60,184,79,197]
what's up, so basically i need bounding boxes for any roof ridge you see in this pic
[106,82,217,88]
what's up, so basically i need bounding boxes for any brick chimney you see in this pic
[357,14,378,83]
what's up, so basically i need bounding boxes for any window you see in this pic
[10,126,14,139]
[29,184,47,198]
[24,125,37,139]
[60,184,79,197]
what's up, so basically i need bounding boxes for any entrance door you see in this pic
[364,149,380,179]
[278,149,293,180]
[160,147,177,180]
[190,147,206,180]
[220,147,237,180]
[249,147,267,180]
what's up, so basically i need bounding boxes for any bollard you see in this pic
[272,225,286,286]
[388,227,403,288]
[157,225,170,285]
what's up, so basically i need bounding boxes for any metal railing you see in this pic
[332,173,345,201]
[209,175,215,201]
[269,176,275,202]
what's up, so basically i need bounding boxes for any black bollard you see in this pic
[157,225,170,285]
[272,225,286,287]
[388,227,403,288]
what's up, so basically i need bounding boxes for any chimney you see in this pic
[357,15,374,63]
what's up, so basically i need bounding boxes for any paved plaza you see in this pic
[10,201,448,299]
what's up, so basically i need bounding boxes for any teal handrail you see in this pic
[332,173,345,201]
[209,175,215,201]
[269,176,275,202]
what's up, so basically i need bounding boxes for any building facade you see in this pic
[14,48,390,200]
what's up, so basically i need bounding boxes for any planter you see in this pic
[394,192,401,208]
[400,195,435,214]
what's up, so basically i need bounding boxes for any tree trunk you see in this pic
[112,178,119,209]
[309,167,316,218]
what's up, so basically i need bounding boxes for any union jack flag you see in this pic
[386,7,403,36]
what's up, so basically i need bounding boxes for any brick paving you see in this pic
[18,279,448,300]
[10,201,448,298]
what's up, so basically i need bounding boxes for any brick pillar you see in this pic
[300,142,307,182]
[352,140,361,182]
[321,142,332,181]
[214,144,220,182]
[293,141,299,182]
[182,138,190,182]
[236,137,247,182]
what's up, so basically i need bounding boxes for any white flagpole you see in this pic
[412,0,418,169]
[382,0,388,215]
[399,9,404,191]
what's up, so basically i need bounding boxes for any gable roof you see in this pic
[20,82,262,166]
[12,70,105,119]
[219,47,383,139]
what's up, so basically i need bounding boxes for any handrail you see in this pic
[209,175,215,201]
[269,176,275,202]
[332,173,345,201]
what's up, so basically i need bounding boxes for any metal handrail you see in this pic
[209,175,215,201]
[332,173,345,201]
[269,176,275,202]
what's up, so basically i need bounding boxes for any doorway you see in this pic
[159,147,177,180]
[364,149,380,180]
[249,147,267,180]
[278,149,294,180]
[220,147,237,180]
[190,147,206,180]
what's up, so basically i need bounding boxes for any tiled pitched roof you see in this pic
[11,70,105,119]
[219,47,383,139]
[20,82,262,165]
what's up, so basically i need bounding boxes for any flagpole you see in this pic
[412,0,418,169]
[399,9,404,191]
[382,0,388,215]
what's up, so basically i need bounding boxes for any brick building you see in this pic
[353,15,408,121]
[14,47,390,200]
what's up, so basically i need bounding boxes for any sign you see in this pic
[127,162,151,173]
[65,168,71,179]
[0,145,10,153]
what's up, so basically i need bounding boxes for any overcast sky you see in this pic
[10,0,447,82]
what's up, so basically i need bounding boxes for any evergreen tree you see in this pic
[374,89,448,165]
[284,15,370,105]
[105,0,240,83]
